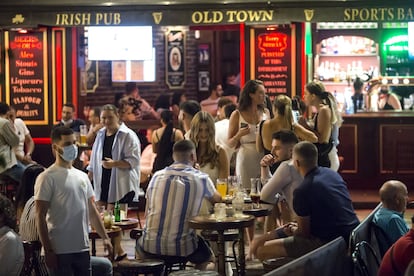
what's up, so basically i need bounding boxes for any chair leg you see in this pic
[232,239,240,274]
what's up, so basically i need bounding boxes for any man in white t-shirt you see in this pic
[8,106,36,165]
[35,126,112,275]
[248,130,301,259]
[215,103,237,168]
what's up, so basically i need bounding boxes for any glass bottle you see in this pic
[114,201,121,222]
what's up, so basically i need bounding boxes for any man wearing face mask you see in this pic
[35,126,112,275]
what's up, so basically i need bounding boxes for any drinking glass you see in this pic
[80,125,88,146]
[214,203,226,221]
[216,178,228,199]
[250,178,261,209]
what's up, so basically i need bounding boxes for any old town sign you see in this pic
[2,6,414,27]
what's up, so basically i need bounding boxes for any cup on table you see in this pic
[250,178,261,209]
[103,210,114,229]
[227,175,240,198]
[214,203,227,220]
[79,125,88,146]
[216,178,228,199]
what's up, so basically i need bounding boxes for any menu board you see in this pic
[253,27,292,99]
[6,31,48,125]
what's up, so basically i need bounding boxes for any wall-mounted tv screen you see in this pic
[87,26,153,61]
[408,22,414,59]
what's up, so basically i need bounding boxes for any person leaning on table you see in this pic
[137,139,222,270]
[249,141,359,261]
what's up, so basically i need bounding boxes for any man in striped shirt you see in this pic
[137,140,222,270]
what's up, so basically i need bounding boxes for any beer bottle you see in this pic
[114,201,121,222]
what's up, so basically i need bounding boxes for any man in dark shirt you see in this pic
[54,103,85,132]
[251,141,359,261]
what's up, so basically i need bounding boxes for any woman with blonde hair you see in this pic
[256,94,317,173]
[190,111,229,184]
[190,111,228,216]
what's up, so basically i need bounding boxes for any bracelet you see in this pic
[276,228,288,238]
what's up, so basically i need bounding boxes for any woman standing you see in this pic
[190,111,229,215]
[301,81,339,168]
[87,104,141,261]
[228,80,268,189]
[256,95,317,173]
[151,110,184,173]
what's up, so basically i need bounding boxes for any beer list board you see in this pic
[253,27,292,99]
[6,31,48,125]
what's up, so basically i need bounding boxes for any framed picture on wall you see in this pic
[198,71,210,91]
[198,43,210,65]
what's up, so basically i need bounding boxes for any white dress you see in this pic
[236,114,263,189]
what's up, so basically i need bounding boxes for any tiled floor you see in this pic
[95,189,414,275]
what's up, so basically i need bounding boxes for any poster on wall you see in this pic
[5,30,48,125]
[252,26,293,99]
[198,71,210,91]
[80,60,99,95]
[166,29,185,89]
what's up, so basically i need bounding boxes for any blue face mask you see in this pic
[59,144,78,162]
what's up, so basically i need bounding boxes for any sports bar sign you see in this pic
[5,30,48,125]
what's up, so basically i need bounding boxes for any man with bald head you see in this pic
[373,180,409,255]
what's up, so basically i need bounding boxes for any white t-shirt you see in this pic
[260,160,303,218]
[0,226,24,275]
[34,164,94,254]
[13,118,30,157]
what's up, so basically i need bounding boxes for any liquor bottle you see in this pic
[114,201,121,222]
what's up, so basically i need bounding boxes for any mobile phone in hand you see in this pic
[240,122,248,128]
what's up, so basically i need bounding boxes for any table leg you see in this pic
[91,238,96,256]
[238,228,246,276]
[216,229,226,275]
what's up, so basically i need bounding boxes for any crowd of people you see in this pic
[0,79,412,275]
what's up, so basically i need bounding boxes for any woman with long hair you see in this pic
[151,110,184,173]
[256,94,317,173]
[301,81,340,168]
[190,111,229,215]
[228,79,268,189]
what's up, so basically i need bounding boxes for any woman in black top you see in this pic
[151,110,183,173]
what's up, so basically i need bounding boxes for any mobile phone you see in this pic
[240,122,248,128]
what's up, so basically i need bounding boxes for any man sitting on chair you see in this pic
[373,180,409,256]
[249,141,359,261]
[136,140,221,270]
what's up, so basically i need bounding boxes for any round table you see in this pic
[89,226,121,259]
[114,218,139,231]
[189,214,254,276]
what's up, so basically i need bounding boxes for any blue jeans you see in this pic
[48,251,91,276]
[91,256,112,276]
[2,163,26,183]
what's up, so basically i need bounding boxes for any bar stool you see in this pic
[113,259,165,276]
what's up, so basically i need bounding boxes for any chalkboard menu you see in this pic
[253,27,292,99]
[5,31,48,125]
[166,29,186,89]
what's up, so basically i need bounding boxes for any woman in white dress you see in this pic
[189,111,229,214]
[228,80,268,189]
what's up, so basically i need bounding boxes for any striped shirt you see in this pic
[140,162,216,257]
[19,197,38,242]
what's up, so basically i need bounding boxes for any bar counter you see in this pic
[338,111,414,189]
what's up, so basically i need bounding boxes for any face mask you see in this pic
[59,144,78,162]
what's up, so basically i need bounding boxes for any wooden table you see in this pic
[89,226,121,259]
[242,203,273,218]
[114,218,139,231]
[188,214,254,276]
